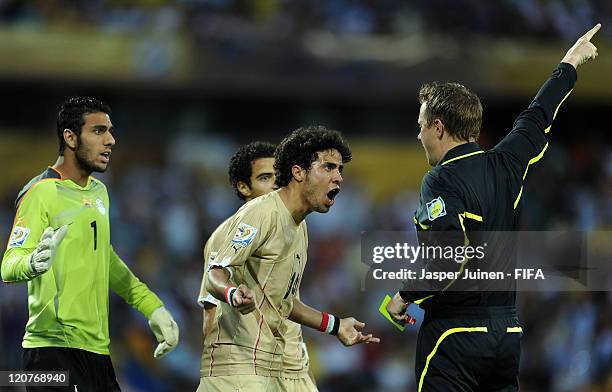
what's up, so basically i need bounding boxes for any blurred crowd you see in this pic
[1,0,611,39]
[0,126,610,391]
[1,0,612,76]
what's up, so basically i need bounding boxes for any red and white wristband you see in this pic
[319,312,340,336]
[224,286,237,307]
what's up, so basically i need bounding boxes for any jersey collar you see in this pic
[64,176,95,190]
[438,142,483,166]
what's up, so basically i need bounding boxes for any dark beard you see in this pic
[303,175,328,213]
[75,139,104,174]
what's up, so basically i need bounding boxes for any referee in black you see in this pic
[386,24,601,391]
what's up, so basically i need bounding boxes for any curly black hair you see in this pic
[274,125,352,187]
[57,97,111,155]
[228,141,276,201]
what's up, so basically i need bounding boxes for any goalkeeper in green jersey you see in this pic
[1,97,179,391]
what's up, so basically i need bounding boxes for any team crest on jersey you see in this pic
[8,226,30,248]
[426,197,446,221]
[231,222,257,248]
[95,198,106,215]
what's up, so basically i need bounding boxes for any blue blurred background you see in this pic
[0,1,611,391]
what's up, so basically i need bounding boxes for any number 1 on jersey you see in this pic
[90,220,97,250]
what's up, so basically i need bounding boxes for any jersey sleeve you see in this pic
[492,63,577,182]
[109,246,164,319]
[1,184,50,283]
[197,239,218,307]
[400,172,469,304]
[207,206,274,278]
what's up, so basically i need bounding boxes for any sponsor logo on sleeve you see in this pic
[231,222,258,248]
[8,226,30,248]
[426,197,446,221]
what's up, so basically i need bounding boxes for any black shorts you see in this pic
[22,347,121,392]
[415,307,522,392]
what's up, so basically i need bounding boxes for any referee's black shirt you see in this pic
[400,63,578,315]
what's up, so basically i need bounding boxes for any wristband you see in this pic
[330,316,340,336]
[319,312,339,335]
[224,286,237,307]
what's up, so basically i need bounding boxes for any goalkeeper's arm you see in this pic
[109,247,179,358]
[2,225,69,282]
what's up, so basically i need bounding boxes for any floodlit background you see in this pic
[0,1,611,391]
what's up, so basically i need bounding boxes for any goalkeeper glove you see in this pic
[148,306,179,359]
[28,225,69,276]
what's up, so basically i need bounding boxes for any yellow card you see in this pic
[378,294,406,332]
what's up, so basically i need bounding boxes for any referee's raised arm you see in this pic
[493,24,601,209]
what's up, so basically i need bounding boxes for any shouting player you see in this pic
[199,126,379,391]
[198,141,317,387]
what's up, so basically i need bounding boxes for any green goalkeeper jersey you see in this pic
[1,167,163,355]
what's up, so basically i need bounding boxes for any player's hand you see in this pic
[148,307,179,359]
[336,317,380,346]
[561,23,601,69]
[28,225,69,276]
[232,284,256,315]
[386,292,417,326]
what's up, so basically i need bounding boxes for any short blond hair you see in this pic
[419,82,483,141]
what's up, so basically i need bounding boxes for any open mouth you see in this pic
[327,188,340,201]
[100,151,111,162]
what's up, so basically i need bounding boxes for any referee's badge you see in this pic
[426,197,446,221]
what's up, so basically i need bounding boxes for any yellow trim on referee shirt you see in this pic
[463,212,483,222]
[507,326,523,333]
[457,211,482,244]
[545,89,573,134]
[442,211,483,291]
[441,150,484,166]
[514,89,573,209]
[458,213,467,239]
[413,216,430,230]
[513,142,548,209]
[414,295,434,305]
[418,327,489,392]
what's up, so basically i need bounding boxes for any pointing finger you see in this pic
[583,23,601,41]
